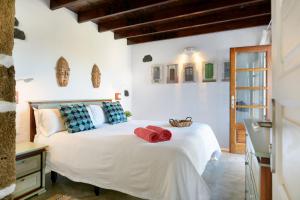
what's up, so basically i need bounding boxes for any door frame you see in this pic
[230,45,272,153]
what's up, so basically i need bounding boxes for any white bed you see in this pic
[34,119,220,200]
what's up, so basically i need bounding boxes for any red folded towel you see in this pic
[146,125,172,141]
[134,128,160,143]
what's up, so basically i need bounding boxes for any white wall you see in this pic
[131,27,265,148]
[14,0,132,142]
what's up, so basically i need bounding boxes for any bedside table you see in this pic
[13,142,48,200]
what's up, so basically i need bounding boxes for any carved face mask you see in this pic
[56,57,70,87]
[92,64,101,88]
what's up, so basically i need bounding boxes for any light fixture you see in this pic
[16,78,34,83]
[183,47,196,55]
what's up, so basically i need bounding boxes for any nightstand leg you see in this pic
[51,171,57,184]
[94,186,101,196]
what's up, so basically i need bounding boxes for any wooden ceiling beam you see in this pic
[127,15,271,45]
[50,0,80,10]
[78,0,173,23]
[98,0,268,32]
[114,2,270,39]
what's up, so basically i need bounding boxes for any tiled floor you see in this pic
[31,153,245,200]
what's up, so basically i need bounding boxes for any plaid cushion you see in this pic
[102,101,127,124]
[59,104,95,133]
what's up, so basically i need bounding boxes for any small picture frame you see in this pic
[183,63,196,82]
[202,62,216,82]
[151,64,164,83]
[222,61,230,81]
[167,64,178,83]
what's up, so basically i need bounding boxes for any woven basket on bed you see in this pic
[169,117,193,127]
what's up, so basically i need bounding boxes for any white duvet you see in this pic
[35,120,220,200]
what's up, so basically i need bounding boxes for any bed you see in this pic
[29,100,221,200]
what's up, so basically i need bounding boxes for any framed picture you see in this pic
[151,64,164,83]
[167,64,178,83]
[222,61,230,81]
[183,63,196,82]
[202,62,217,82]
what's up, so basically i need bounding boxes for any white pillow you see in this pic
[87,105,106,128]
[36,108,66,137]
[33,108,42,136]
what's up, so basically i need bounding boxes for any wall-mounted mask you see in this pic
[56,57,70,87]
[91,64,101,88]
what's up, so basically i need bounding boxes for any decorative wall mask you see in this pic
[56,57,70,87]
[91,64,101,88]
[143,55,152,62]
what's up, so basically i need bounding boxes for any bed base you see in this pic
[50,171,101,196]
[94,186,101,196]
[51,171,57,183]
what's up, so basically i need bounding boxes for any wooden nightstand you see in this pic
[13,142,48,200]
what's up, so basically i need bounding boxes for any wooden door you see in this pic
[230,45,271,153]
[272,0,300,199]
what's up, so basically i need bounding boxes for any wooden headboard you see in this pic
[29,99,112,142]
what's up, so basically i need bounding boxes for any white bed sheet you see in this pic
[35,120,221,200]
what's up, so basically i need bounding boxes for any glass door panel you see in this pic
[236,71,267,87]
[236,108,266,123]
[236,52,266,69]
[236,89,266,106]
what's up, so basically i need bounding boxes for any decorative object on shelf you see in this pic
[124,111,132,121]
[124,90,129,97]
[124,111,132,118]
[56,57,70,87]
[166,64,178,83]
[143,55,152,62]
[115,92,121,100]
[169,117,193,127]
[183,63,196,82]
[202,62,216,82]
[91,64,101,88]
[151,64,164,83]
[222,61,230,81]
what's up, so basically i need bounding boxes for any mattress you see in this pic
[35,120,221,200]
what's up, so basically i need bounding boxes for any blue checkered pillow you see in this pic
[102,101,127,124]
[59,104,95,133]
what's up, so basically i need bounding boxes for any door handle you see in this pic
[231,95,235,109]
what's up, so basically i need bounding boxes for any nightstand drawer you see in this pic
[14,172,41,198]
[16,154,41,178]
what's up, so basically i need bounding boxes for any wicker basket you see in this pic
[169,117,193,127]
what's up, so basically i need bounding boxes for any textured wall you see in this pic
[0,0,16,199]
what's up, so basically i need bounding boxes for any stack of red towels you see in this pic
[134,125,172,143]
